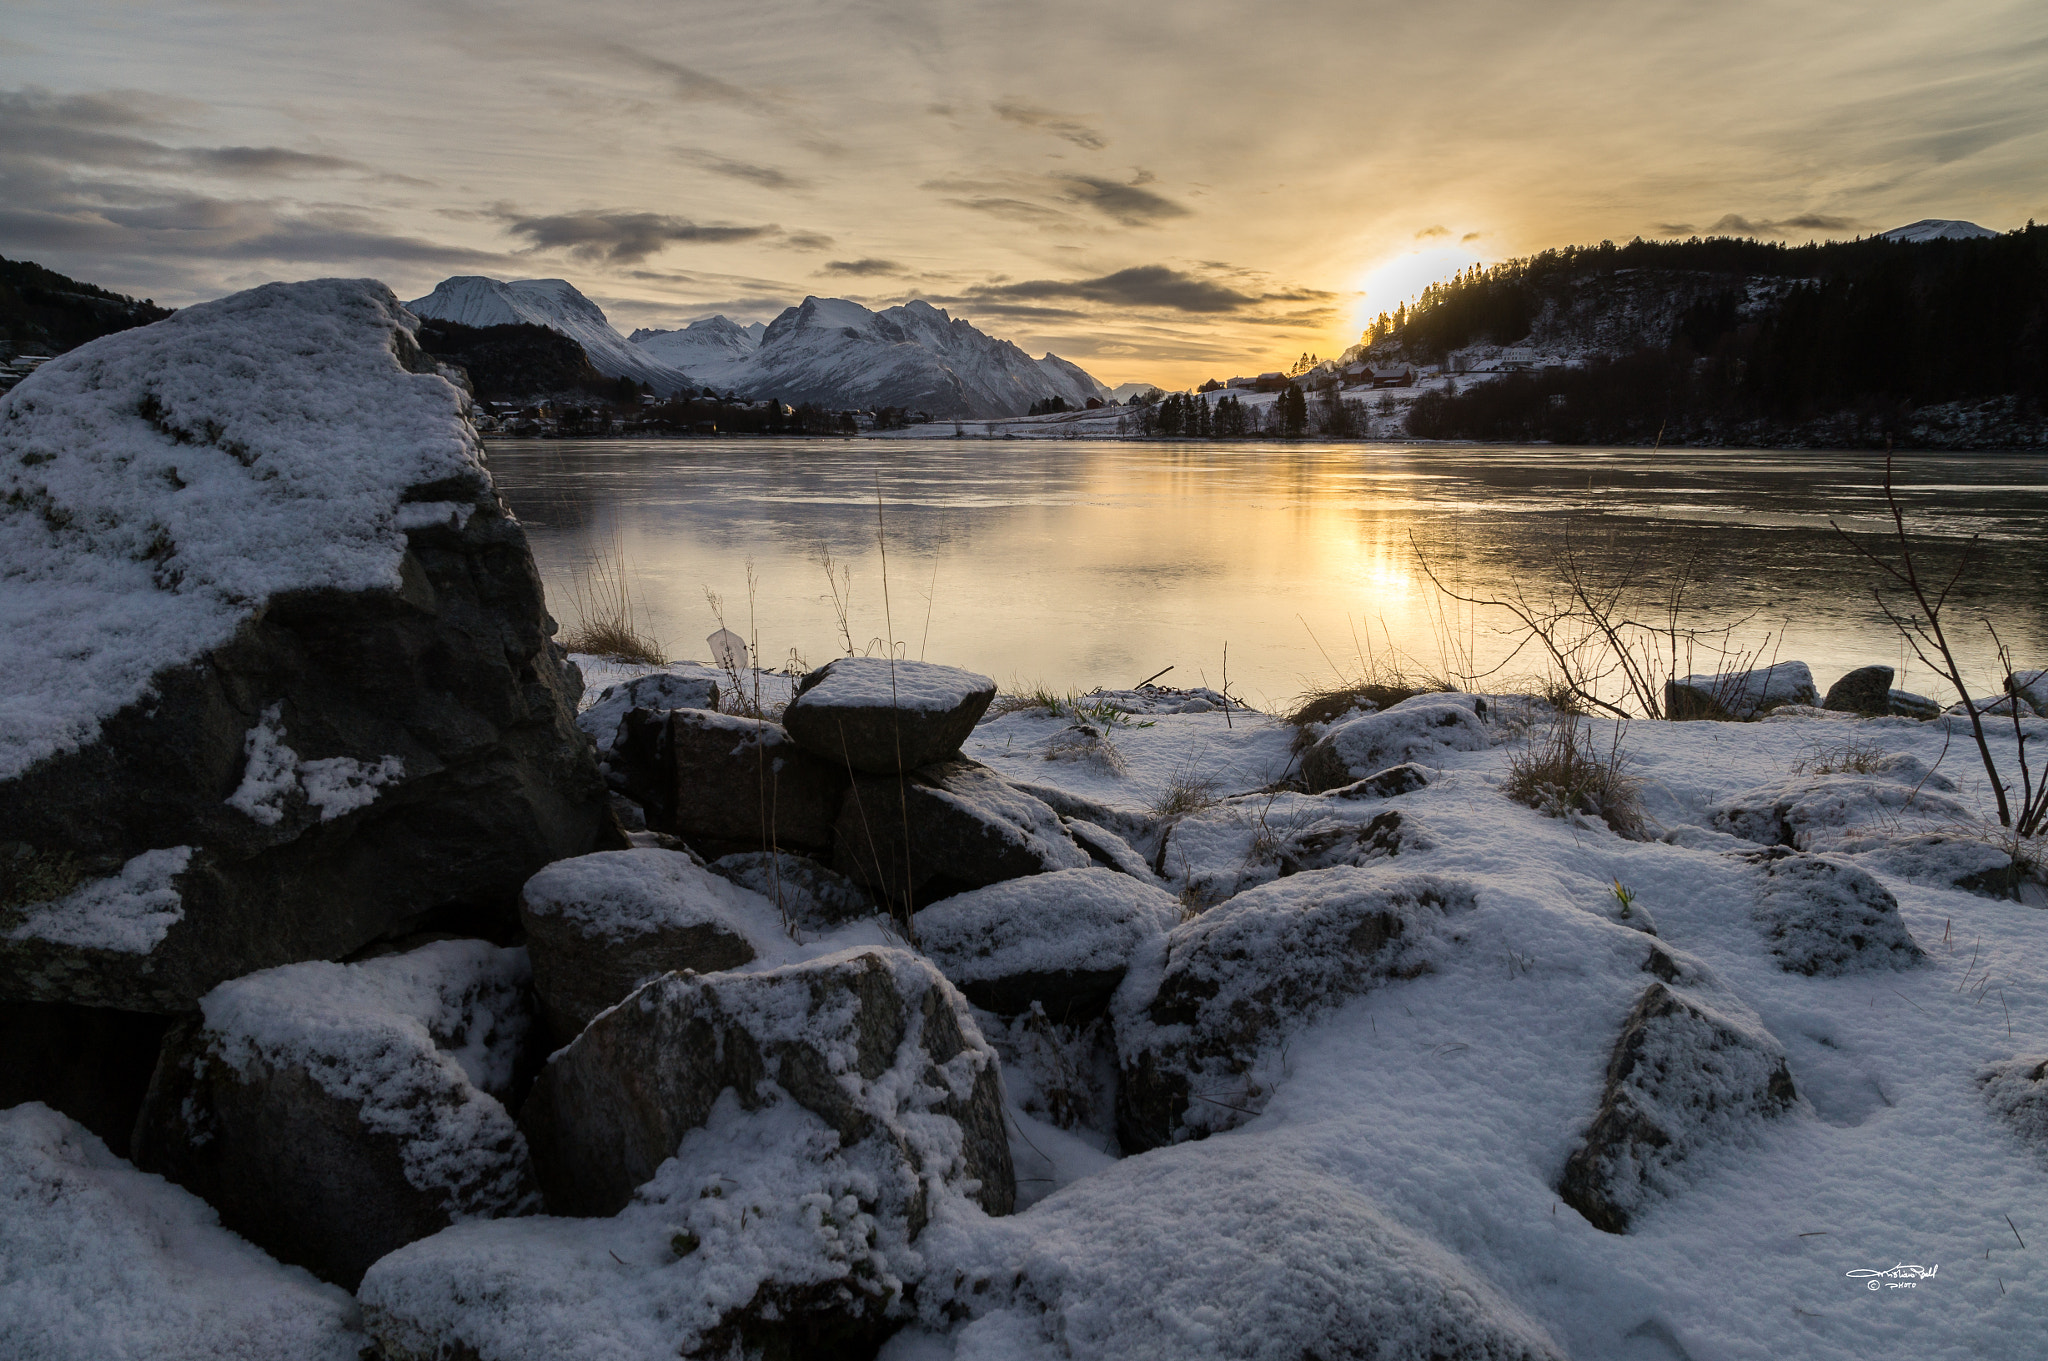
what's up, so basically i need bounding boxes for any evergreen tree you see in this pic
[1280,383,1308,437]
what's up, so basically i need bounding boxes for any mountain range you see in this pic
[406,277,1109,417]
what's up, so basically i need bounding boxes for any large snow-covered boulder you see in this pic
[933,1141,1567,1361]
[1115,869,1479,1150]
[668,708,848,853]
[1665,662,1819,720]
[132,939,541,1287]
[0,279,606,1012]
[1706,774,1974,850]
[1300,695,1492,792]
[1556,983,1798,1233]
[1749,850,1925,975]
[782,656,997,774]
[574,670,719,758]
[834,759,1090,904]
[913,867,1182,1018]
[518,848,783,1040]
[517,947,1012,1221]
[0,1103,367,1360]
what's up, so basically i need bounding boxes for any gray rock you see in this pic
[132,940,541,1287]
[1823,665,1894,715]
[1665,662,1819,720]
[602,705,674,827]
[0,291,606,1013]
[1276,808,1430,875]
[1887,688,1943,719]
[1007,780,1165,863]
[1063,818,1163,884]
[1707,774,1974,849]
[519,849,774,1041]
[913,867,1181,1019]
[832,759,1090,905]
[708,851,877,928]
[517,947,1012,1220]
[781,657,996,774]
[1980,1054,2048,1162]
[1749,849,1925,975]
[1324,762,1432,800]
[1300,697,1491,793]
[668,708,848,854]
[1557,983,1797,1233]
[1115,869,1478,1151]
[575,671,719,757]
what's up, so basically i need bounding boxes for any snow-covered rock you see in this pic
[783,657,999,774]
[1323,760,1432,800]
[406,276,687,393]
[1821,664,1894,714]
[2010,668,2048,713]
[131,940,541,1286]
[929,1141,1567,1361]
[519,849,788,1039]
[709,851,877,929]
[0,1103,367,1360]
[913,868,1182,1018]
[1300,695,1493,792]
[1115,869,1479,1149]
[0,278,606,1011]
[670,708,850,853]
[575,670,719,758]
[1556,983,1798,1233]
[835,760,1090,903]
[1980,1054,2048,1162]
[1706,773,1975,849]
[1748,849,1925,975]
[1665,662,1820,719]
[1060,817,1161,883]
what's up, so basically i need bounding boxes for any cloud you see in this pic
[673,147,808,190]
[584,43,779,113]
[1776,212,1858,230]
[968,265,1271,314]
[822,258,901,276]
[1706,212,1859,238]
[500,210,776,263]
[1415,224,1450,239]
[0,87,373,180]
[1461,232,1484,242]
[942,195,1072,224]
[1655,222,1696,236]
[1057,175,1190,226]
[781,231,835,250]
[186,146,367,177]
[991,100,1107,151]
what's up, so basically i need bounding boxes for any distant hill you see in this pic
[628,315,761,386]
[1355,223,2047,448]
[405,277,687,394]
[414,318,620,403]
[1877,219,1999,244]
[1,257,172,360]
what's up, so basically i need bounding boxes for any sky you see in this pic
[4,0,2045,388]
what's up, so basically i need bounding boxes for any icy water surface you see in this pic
[487,439,2048,708]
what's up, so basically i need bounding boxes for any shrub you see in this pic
[1503,717,1646,839]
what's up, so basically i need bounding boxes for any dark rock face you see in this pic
[1324,762,1432,800]
[519,849,763,1041]
[1887,688,1943,719]
[1980,1054,2048,1162]
[1823,665,1895,715]
[1557,983,1797,1234]
[708,851,876,928]
[831,759,1089,904]
[518,948,1013,1221]
[781,657,996,774]
[668,709,847,854]
[1115,869,1477,1151]
[0,495,607,1013]
[1276,809,1428,875]
[132,941,541,1287]
[575,670,718,760]
[0,1000,170,1158]
[1748,850,1925,975]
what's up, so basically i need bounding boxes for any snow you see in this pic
[1302,693,1496,788]
[627,315,759,387]
[224,703,402,824]
[913,868,1181,987]
[521,847,790,952]
[1877,219,2001,243]
[0,277,483,783]
[793,656,996,713]
[406,276,687,394]
[0,1103,366,1361]
[4,845,192,953]
[197,940,538,1215]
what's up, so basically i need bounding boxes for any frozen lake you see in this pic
[486,439,2048,710]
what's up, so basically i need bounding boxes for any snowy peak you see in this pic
[1878,219,1999,243]
[628,315,761,386]
[406,276,687,394]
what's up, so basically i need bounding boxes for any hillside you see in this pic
[405,277,688,394]
[1,257,172,361]
[1357,225,2048,448]
[414,318,620,403]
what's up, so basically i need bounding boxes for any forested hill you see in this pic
[1,257,172,359]
[1355,227,2048,448]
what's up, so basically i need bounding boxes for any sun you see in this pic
[1348,245,1488,342]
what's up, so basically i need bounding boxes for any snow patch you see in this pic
[5,845,192,953]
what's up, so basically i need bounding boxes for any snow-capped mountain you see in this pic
[627,316,760,389]
[1877,218,1999,243]
[405,277,686,393]
[631,296,1109,417]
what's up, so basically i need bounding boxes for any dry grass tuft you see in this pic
[559,532,664,664]
[1285,680,1445,751]
[1791,738,1893,777]
[1150,761,1223,819]
[1503,716,1647,840]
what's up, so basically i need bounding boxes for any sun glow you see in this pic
[1348,246,1488,342]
